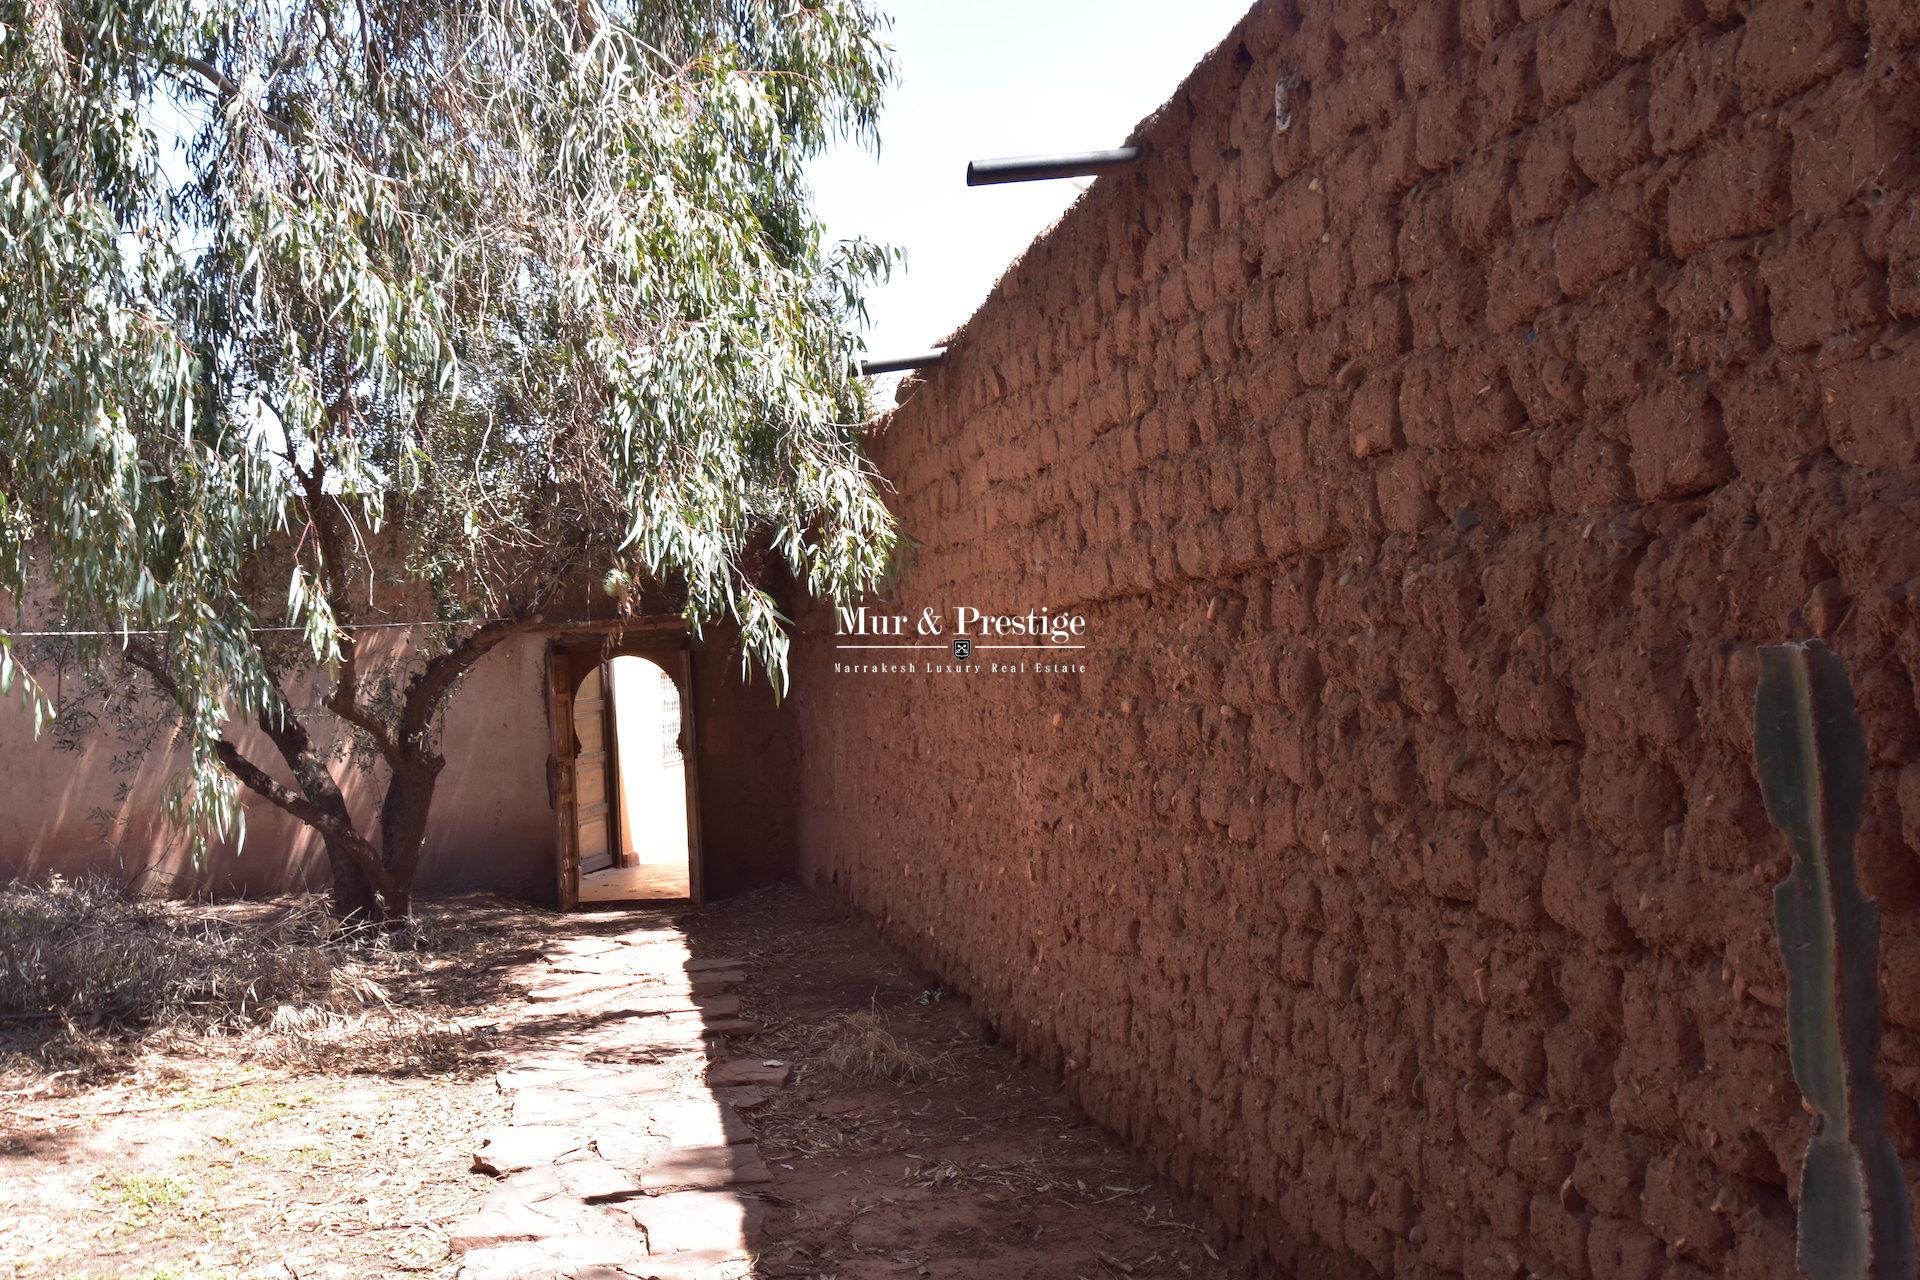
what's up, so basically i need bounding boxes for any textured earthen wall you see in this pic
[688,629,800,899]
[790,0,1920,1274]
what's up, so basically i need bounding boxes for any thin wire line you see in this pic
[832,643,1088,650]
[4,618,513,639]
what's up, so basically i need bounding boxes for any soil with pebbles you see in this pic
[0,885,1269,1279]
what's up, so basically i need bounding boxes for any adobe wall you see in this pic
[0,626,795,904]
[788,0,1920,1275]
[687,631,800,899]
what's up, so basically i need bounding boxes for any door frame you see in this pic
[547,628,704,907]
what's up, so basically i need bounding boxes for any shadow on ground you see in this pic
[690,884,1273,1280]
[0,883,1271,1279]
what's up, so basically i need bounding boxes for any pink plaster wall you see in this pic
[0,633,558,901]
[1,621,801,903]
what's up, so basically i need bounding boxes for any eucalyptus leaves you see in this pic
[0,0,898,915]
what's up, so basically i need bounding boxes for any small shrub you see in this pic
[95,1168,195,1214]
[824,1009,934,1083]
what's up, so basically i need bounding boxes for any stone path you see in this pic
[449,919,790,1279]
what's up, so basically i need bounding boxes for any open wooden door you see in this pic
[572,663,617,875]
[549,637,702,907]
[548,649,581,910]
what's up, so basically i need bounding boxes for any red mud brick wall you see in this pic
[687,627,801,899]
[790,0,1920,1274]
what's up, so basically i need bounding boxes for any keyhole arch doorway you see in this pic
[554,642,701,904]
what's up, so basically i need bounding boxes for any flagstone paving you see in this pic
[0,888,1271,1279]
[451,922,777,1280]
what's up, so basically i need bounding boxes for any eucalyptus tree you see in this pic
[0,0,898,920]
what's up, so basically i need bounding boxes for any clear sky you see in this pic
[808,0,1256,367]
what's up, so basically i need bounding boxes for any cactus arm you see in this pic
[1754,639,1916,1280]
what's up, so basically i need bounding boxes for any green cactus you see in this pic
[1754,639,1916,1280]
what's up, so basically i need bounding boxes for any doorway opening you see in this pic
[552,643,701,905]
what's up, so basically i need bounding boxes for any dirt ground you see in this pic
[0,885,1270,1280]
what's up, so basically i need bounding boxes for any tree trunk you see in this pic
[315,768,437,926]
[133,609,538,927]
[373,758,440,921]
[322,838,382,921]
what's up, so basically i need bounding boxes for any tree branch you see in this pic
[123,639,393,896]
[206,738,387,883]
[399,612,542,752]
[303,480,403,768]
[167,55,307,146]
[394,553,578,754]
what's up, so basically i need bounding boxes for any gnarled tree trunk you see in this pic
[128,606,538,925]
[322,839,382,921]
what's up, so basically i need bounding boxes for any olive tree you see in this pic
[0,0,898,920]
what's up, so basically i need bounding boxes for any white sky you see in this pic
[809,0,1255,363]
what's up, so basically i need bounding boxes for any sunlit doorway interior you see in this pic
[573,654,693,902]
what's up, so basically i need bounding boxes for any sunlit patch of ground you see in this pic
[1,885,1269,1280]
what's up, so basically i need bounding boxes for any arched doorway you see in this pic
[554,644,699,903]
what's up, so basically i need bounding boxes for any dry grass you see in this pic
[0,877,340,1022]
[0,877,479,1083]
[253,1002,480,1074]
[823,1008,934,1083]
[0,891,551,1280]
[904,1154,1154,1203]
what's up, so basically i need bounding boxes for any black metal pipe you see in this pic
[858,349,947,376]
[966,146,1143,186]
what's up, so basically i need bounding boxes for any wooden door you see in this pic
[549,636,703,909]
[572,663,616,874]
[548,649,579,909]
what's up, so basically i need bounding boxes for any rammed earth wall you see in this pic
[788,0,1920,1274]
